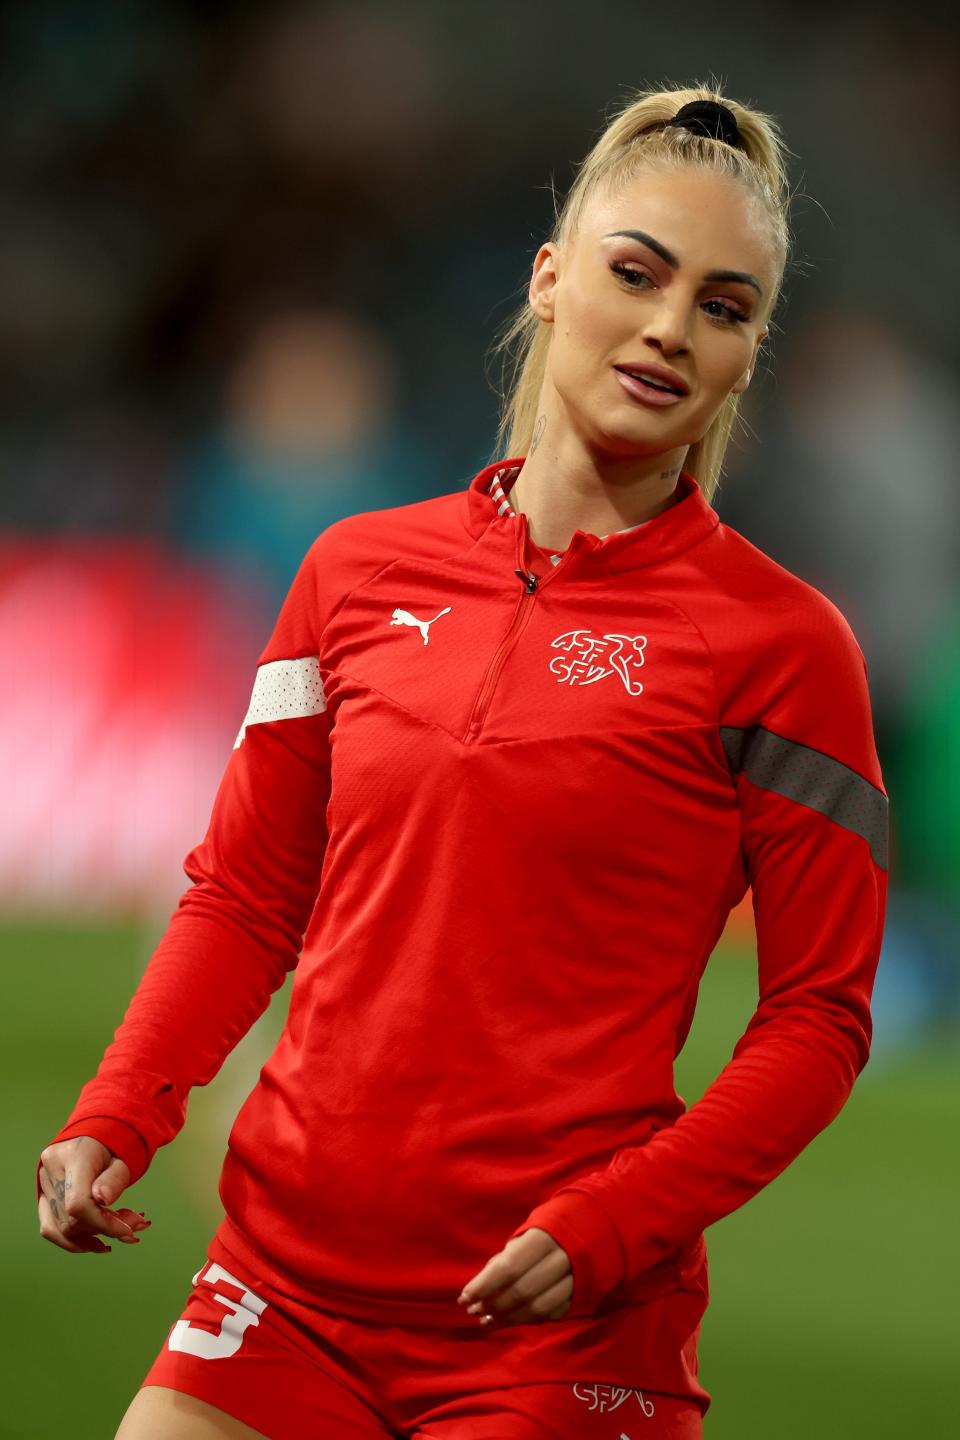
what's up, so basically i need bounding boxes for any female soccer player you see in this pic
[37,83,889,1439]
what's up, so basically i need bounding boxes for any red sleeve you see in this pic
[37,535,336,1197]
[508,596,890,1315]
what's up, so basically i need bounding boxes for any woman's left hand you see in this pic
[457,1227,573,1326]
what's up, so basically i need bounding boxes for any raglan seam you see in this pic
[331,666,480,748]
[636,588,724,763]
[314,530,491,660]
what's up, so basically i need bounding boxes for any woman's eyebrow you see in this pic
[604,228,764,297]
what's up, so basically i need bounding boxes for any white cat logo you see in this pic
[549,629,647,695]
[390,606,452,645]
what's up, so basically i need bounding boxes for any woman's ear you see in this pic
[529,242,560,323]
[732,326,767,394]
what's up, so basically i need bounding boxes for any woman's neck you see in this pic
[508,444,687,552]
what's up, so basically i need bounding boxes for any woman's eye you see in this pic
[610,261,651,288]
[610,262,748,325]
[703,299,749,324]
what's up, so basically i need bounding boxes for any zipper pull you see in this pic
[514,568,538,594]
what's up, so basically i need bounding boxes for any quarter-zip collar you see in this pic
[463,457,720,573]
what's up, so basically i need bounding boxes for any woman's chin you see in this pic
[589,414,687,457]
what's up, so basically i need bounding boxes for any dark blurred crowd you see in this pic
[1,0,957,1038]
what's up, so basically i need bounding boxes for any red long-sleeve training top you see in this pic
[42,459,889,1408]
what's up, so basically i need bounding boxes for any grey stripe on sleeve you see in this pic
[720,724,889,871]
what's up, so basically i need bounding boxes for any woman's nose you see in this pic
[641,302,691,355]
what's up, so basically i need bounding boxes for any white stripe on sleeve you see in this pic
[233,656,327,748]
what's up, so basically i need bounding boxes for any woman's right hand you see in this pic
[37,1136,152,1254]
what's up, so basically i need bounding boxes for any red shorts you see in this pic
[141,1246,705,1439]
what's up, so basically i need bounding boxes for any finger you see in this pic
[64,1177,140,1241]
[459,1229,559,1306]
[49,1141,133,1236]
[480,1249,571,1316]
[38,1193,111,1254]
[107,1206,153,1236]
[462,1260,516,1308]
[490,1274,574,1327]
[457,1241,531,1304]
[38,1165,143,1244]
[92,1156,132,1207]
[37,1167,83,1239]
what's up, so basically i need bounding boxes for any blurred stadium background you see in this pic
[6,2,957,1436]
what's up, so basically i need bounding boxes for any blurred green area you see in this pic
[13,917,956,1438]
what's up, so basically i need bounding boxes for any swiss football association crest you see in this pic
[572,1380,656,1418]
[549,629,647,695]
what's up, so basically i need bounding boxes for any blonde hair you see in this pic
[485,79,797,504]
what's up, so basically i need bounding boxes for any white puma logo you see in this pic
[389,606,452,645]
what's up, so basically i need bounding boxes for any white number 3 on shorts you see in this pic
[167,1262,269,1360]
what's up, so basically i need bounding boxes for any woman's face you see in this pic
[529,168,777,457]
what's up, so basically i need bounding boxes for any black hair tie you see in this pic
[666,99,741,148]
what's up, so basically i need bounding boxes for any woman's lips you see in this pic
[613,367,686,407]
